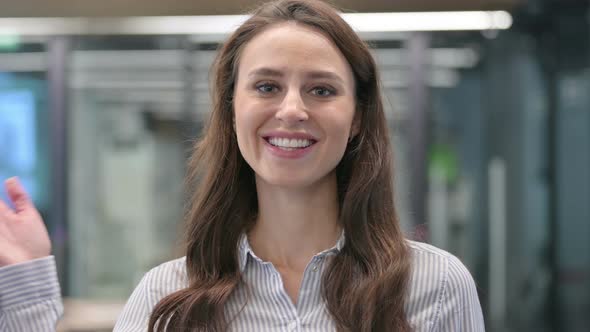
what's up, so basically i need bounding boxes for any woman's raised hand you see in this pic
[0,177,51,267]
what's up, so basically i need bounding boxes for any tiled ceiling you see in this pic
[1,0,523,17]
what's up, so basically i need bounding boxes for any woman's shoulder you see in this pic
[405,239,477,291]
[149,256,187,272]
[406,239,459,262]
[140,256,189,298]
[406,239,473,273]
[404,240,482,329]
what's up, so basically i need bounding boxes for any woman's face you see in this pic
[233,22,357,189]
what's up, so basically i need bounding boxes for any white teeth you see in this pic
[268,137,313,149]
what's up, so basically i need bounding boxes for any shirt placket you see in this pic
[265,255,327,332]
[294,254,328,332]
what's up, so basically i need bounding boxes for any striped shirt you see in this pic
[0,235,485,331]
[0,256,63,332]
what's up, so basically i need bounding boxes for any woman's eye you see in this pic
[256,83,278,94]
[311,87,334,97]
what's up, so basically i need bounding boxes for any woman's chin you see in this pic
[254,171,336,191]
[257,176,315,190]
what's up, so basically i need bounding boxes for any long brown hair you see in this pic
[149,0,411,330]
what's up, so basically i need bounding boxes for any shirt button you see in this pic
[288,320,297,331]
[311,264,318,272]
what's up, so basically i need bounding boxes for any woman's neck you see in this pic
[248,173,341,271]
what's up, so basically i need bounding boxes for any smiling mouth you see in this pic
[264,137,317,150]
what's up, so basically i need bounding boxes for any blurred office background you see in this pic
[0,0,588,331]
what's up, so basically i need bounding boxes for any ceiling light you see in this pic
[0,11,512,36]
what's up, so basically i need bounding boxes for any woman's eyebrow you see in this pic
[247,67,345,85]
[305,71,345,85]
[248,67,284,78]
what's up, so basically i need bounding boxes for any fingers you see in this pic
[0,199,15,220]
[5,177,33,214]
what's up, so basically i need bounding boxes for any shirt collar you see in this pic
[237,233,251,272]
[237,230,345,273]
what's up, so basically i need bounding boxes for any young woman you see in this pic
[0,0,484,331]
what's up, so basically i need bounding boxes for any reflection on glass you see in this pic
[68,37,190,299]
[0,72,49,212]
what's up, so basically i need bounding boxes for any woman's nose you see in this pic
[275,89,309,124]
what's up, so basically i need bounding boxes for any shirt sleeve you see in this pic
[0,256,64,332]
[435,255,486,331]
[113,270,154,332]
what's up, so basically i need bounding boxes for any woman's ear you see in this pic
[349,112,361,141]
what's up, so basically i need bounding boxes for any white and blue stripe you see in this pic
[0,236,485,331]
[0,256,63,332]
